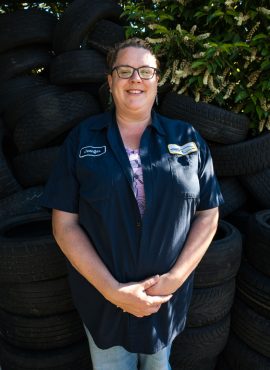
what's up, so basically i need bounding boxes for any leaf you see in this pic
[256,105,264,119]
[261,60,270,70]
[261,48,270,56]
[207,10,224,23]
[152,24,169,34]
[159,14,175,21]
[191,60,206,68]
[235,90,249,103]
[251,95,257,105]
[252,34,267,41]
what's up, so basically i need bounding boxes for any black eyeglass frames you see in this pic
[111,65,159,80]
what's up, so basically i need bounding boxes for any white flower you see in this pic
[203,70,209,85]
[197,33,211,41]
[257,7,270,16]
[193,52,205,58]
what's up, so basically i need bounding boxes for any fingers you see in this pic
[132,304,161,318]
[141,275,159,290]
[149,294,172,305]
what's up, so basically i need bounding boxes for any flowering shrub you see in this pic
[120,0,270,133]
[0,2,71,16]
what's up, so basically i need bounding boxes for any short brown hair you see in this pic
[107,38,160,73]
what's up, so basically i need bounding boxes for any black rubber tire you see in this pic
[240,167,270,208]
[13,91,101,153]
[160,92,250,144]
[223,332,270,370]
[171,315,230,368]
[53,0,122,54]
[194,220,242,287]
[98,81,111,111]
[0,45,52,82]
[0,186,45,223]
[0,123,22,200]
[50,49,108,85]
[0,339,92,370]
[236,259,270,319]
[187,279,235,327]
[218,177,247,219]
[231,298,270,358]
[0,276,74,316]
[209,131,270,176]
[215,356,233,370]
[0,9,56,53]
[0,212,67,283]
[246,210,270,277]
[171,356,218,370]
[12,146,60,187]
[225,206,253,237]
[87,19,125,54]
[0,75,48,115]
[0,309,85,350]
[4,84,70,131]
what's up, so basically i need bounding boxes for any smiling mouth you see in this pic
[127,90,144,94]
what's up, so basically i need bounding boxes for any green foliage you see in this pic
[0,1,71,16]
[120,0,270,133]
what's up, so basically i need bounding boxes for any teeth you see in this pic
[128,90,142,94]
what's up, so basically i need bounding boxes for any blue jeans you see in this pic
[84,325,172,370]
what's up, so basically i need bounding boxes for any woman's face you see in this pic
[107,46,159,116]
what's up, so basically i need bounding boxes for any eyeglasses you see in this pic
[111,65,159,80]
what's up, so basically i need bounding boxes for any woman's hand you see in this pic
[106,275,172,318]
[145,272,181,296]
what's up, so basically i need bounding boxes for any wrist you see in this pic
[166,270,184,291]
[101,277,121,303]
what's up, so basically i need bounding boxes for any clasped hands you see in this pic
[107,273,181,318]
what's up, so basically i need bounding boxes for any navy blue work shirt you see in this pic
[41,109,224,354]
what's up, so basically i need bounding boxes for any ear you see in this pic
[107,74,112,91]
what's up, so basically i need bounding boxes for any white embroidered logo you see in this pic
[168,142,198,156]
[79,146,106,157]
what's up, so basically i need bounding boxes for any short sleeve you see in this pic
[40,129,79,213]
[196,132,224,211]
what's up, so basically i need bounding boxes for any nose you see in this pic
[130,69,141,81]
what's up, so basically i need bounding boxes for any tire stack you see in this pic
[0,2,269,370]
[0,1,125,369]
[0,213,91,370]
[170,220,242,370]
[160,93,270,370]
[216,210,270,370]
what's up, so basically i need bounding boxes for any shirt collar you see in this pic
[88,109,165,136]
[150,110,166,136]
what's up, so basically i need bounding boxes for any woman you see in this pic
[41,38,224,370]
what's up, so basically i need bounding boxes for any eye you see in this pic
[139,68,154,78]
[118,67,132,77]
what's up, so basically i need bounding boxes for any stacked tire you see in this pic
[216,210,270,370]
[160,93,270,370]
[170,221,242,370]
[1,3,270,370]
[0,213,92,370]
[0,1,125,369]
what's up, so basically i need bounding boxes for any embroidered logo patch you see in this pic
[168,142,198,156]
[79,146,106,157]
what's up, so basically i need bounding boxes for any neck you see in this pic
[115,111,152,150]
[116,111,152,132]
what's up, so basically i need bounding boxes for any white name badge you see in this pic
[79,146,106,157]
[168,142,198,156]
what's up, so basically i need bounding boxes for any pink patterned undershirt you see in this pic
[125,147,145,216]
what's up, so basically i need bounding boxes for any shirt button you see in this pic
[136,221,141,228]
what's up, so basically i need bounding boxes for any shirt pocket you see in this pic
[168,153,200,199]
[77,156,113,202]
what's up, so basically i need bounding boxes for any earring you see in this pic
[155,94,159,106]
